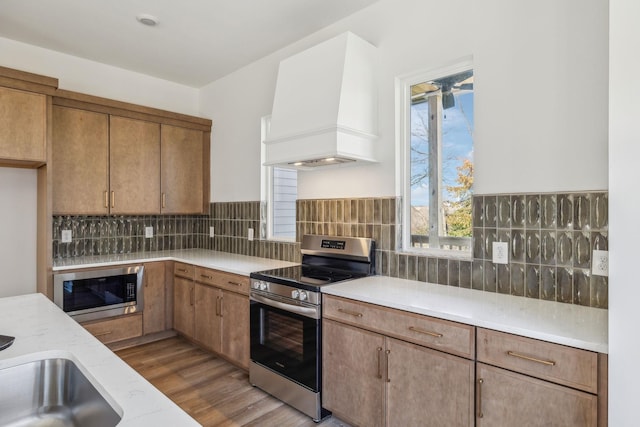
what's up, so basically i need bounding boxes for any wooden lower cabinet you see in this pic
[142,261,166,335]
[476,363,598,427]
[323,319,474,427]
[173,264,250,369]
[193,283,249,369]
[221,289,250,369]
[173,275,195,338]
[323,319,385,427]
[82,313,143,344]
[194,282,222,353]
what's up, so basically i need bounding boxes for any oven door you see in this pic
[250,292,321,392]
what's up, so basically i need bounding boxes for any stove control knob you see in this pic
[298,291,308,301]
[252,281,261,290]
[259,282,268,291]
[291,290,300,299]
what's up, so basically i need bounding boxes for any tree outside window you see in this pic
[405,67,474,253]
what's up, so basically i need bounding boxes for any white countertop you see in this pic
[0,293,199,426]
[323,276,608,354]
[52,249,608,353]
[53,249,298,275]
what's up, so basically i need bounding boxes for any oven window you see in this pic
[262,310,304,362]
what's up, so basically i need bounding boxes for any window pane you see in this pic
[409,69,473,251]
[271,167,297,239]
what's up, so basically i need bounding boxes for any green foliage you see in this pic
[445,159,473,237]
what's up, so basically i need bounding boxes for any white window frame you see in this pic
[396,57,474,259]
[261,115,297,242]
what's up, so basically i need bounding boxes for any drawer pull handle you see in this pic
[111,191,115,208]
[408,326,443,338]
[338,308,363,318]
[477,378,484,418]
[162,193,166,209]
[507,351,556,366]
[227,281,241,286]
[200,274,213,279]
[94,331,112,337]
[103,191,109,209]
[177,268,188,273]
[376,347,383,379]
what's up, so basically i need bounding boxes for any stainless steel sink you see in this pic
[0,358,121,427]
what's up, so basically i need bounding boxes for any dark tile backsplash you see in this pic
[52,215,211,259]
[52,191,608,308]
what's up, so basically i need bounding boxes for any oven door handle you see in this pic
[250,293,320,319]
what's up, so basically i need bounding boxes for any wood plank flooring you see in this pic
[116,337,352,427]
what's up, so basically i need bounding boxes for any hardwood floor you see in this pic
[116,336,351,427]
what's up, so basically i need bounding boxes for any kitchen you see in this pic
[0,0,635,425]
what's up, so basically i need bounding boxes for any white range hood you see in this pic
[263,32,378,170]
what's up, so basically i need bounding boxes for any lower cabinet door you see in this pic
[322,319,385,427]
[194,283,222,353]
[476,363,598,427]
[221,290,249,369]
[142,262,166,335]
[173,276,195,338]
[386,338,474,427]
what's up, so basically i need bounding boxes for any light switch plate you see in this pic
[61,230,72,243]
[247,228,254,241]
[209,226,215,238]
[592,250,609,276]
[145,226,154,238]
[492,242,508,264]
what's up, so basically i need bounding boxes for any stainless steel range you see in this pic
[249,234,375,422]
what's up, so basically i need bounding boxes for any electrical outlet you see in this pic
[61,230,72,243]
[592,250,609,276]
[209,226,215,238]
[492,241,508,264]
[145,226,154,238]
[248,228,254,241]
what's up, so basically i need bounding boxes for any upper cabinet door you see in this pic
[161,124,205,214]
[0,86,46,166]
[52,106,109,215]
[110,116,161,215]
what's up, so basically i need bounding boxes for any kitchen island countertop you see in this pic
[323,275,608,354]
[0,293,200,426]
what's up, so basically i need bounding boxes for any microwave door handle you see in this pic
[250,293,320,319]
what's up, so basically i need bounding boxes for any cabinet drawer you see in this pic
[195,267,249,295]
[174,262,195,279]
[82,314,143,344]
[323,295,474,359]
[477,328,598,393]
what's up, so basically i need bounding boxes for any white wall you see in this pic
[0,168,37,297]
[609,0,638,424]
[200,0,609,202]
[0,37,200,115]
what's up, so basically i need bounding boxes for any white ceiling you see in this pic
[0,0,378,88]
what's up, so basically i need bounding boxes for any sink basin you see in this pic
[0,358,121,427]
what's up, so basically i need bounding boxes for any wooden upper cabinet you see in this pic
[109,116,160,215]
[50,89,210,215]
[161,124,205,214]
[52,106,109,215]
[0,86,47,167]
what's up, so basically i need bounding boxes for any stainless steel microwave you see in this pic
[54,265,144,322]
